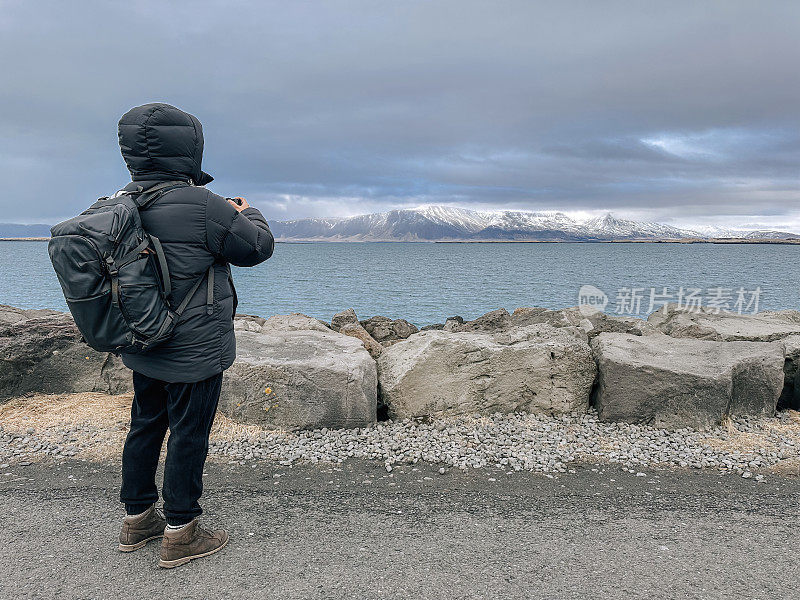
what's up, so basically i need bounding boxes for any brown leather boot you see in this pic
[158,519,229,568]
[118,505,166,552]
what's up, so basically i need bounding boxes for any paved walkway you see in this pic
[0,458,797,599]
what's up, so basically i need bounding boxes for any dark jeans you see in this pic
[120,370,222,525]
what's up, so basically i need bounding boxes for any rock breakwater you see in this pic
[2,303,799,430]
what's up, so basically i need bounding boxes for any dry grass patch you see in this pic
[0,392,272,461]
[700,410,800,454]
[0,392,133,430]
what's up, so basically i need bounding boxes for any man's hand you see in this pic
[227,197,250,212]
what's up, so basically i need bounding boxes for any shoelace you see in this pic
[197,522,221,539]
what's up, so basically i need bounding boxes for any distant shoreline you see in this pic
[273,238,800,245]
[4,237,800,245]
[433,238,800,245]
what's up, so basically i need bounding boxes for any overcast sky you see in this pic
[1,0,798,229]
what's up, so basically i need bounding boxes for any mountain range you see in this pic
[269,206,800,242]
[2,207,797,242]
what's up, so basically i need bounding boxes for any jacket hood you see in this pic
[118,103,213,186]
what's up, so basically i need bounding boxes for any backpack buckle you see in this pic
[104,256,118,277]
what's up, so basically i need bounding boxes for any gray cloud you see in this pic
[0,0,798,229]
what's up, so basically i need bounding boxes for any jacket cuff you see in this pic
[241,206,266,219]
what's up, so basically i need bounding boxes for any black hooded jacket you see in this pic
[117,103,274,382]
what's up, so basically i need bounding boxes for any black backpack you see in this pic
[48,181,213,354]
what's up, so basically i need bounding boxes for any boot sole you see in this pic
[158,536,229,569]
[118,534,164,552]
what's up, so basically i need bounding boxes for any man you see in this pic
[114,103,273,568]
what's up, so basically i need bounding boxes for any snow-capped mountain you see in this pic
[741,230,800,240]
[273,207,490,241]
[582,214,689,240]
[269,206,800,242]
[682,225,739,238]
[678,225,800,240]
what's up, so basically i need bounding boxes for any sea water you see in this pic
[3,240,798,326]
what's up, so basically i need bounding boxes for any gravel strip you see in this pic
[2,410,798,477]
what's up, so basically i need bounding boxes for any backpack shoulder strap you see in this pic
[134,180,191,209]
[173,266,215,317]
[148,234,172,301]
[146,265,214,346]
[104,180,186,207]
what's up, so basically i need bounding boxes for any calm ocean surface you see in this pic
[3,240,799,326]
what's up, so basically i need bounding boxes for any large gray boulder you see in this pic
[360,315,418,345]
[443,306,656,339]
[0,305,64,325]
[261,313,331,332]
[0,308,131,399]
[221,323,377,429]
[649,304,800,410]
[360,315,419,346]
[377,324,596,419]
[648,304,800,341]
[330,309,383,358]
[339,323,383,359]
[591,333,785,428]
[234,312,332,334]
[444,308,512,333]
[330,308,359,332]
[233,313,266,332]
[518,306,658,338]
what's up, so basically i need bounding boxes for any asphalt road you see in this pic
[0,458,797,600]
